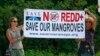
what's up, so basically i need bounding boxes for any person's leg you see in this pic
[90,45,94,56]
[10,49,17,56]
[17,49,25,56]
[78,49,81,56]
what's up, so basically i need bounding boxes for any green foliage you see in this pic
[96,51,100,56]
[25,49,77,56]
[0,0,100,56]
[25,49,54,56]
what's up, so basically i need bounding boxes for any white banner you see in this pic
[24,9,85,38]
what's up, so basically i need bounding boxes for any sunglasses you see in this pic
[85,21,92,23]
[11,21,18,23]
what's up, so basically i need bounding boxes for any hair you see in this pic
[9,17,18,28]
[86,17,93,25]
[86,16,97,31]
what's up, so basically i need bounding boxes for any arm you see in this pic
[6,29,18,44]
[85,8,96,19]
[18,25,24,40]
[85,8,97,30]
[18,25,23,31]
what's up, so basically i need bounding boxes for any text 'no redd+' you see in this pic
[43,12,84,22]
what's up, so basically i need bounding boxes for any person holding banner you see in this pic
[76,8,97,56]
[6,17,25,56]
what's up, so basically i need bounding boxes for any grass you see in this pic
[25,49,100,56]
[25,49,77,56]
[0,49,100,56]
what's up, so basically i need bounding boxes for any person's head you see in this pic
[85,16,94,30]
[9,17,18,28]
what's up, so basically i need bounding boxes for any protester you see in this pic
[6,17,25,56]
[76,8,97,56]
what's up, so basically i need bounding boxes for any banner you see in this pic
[24,9,85,38]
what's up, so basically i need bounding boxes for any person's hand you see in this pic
[81,38,86,41]
[84,8,90,13]
[18,25,23,30]
[75,39,81,43]
[17,36,24,40]
[75,38,85,42]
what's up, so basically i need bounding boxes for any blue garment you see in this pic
[78,28,94,56]
[85,28,94,44]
